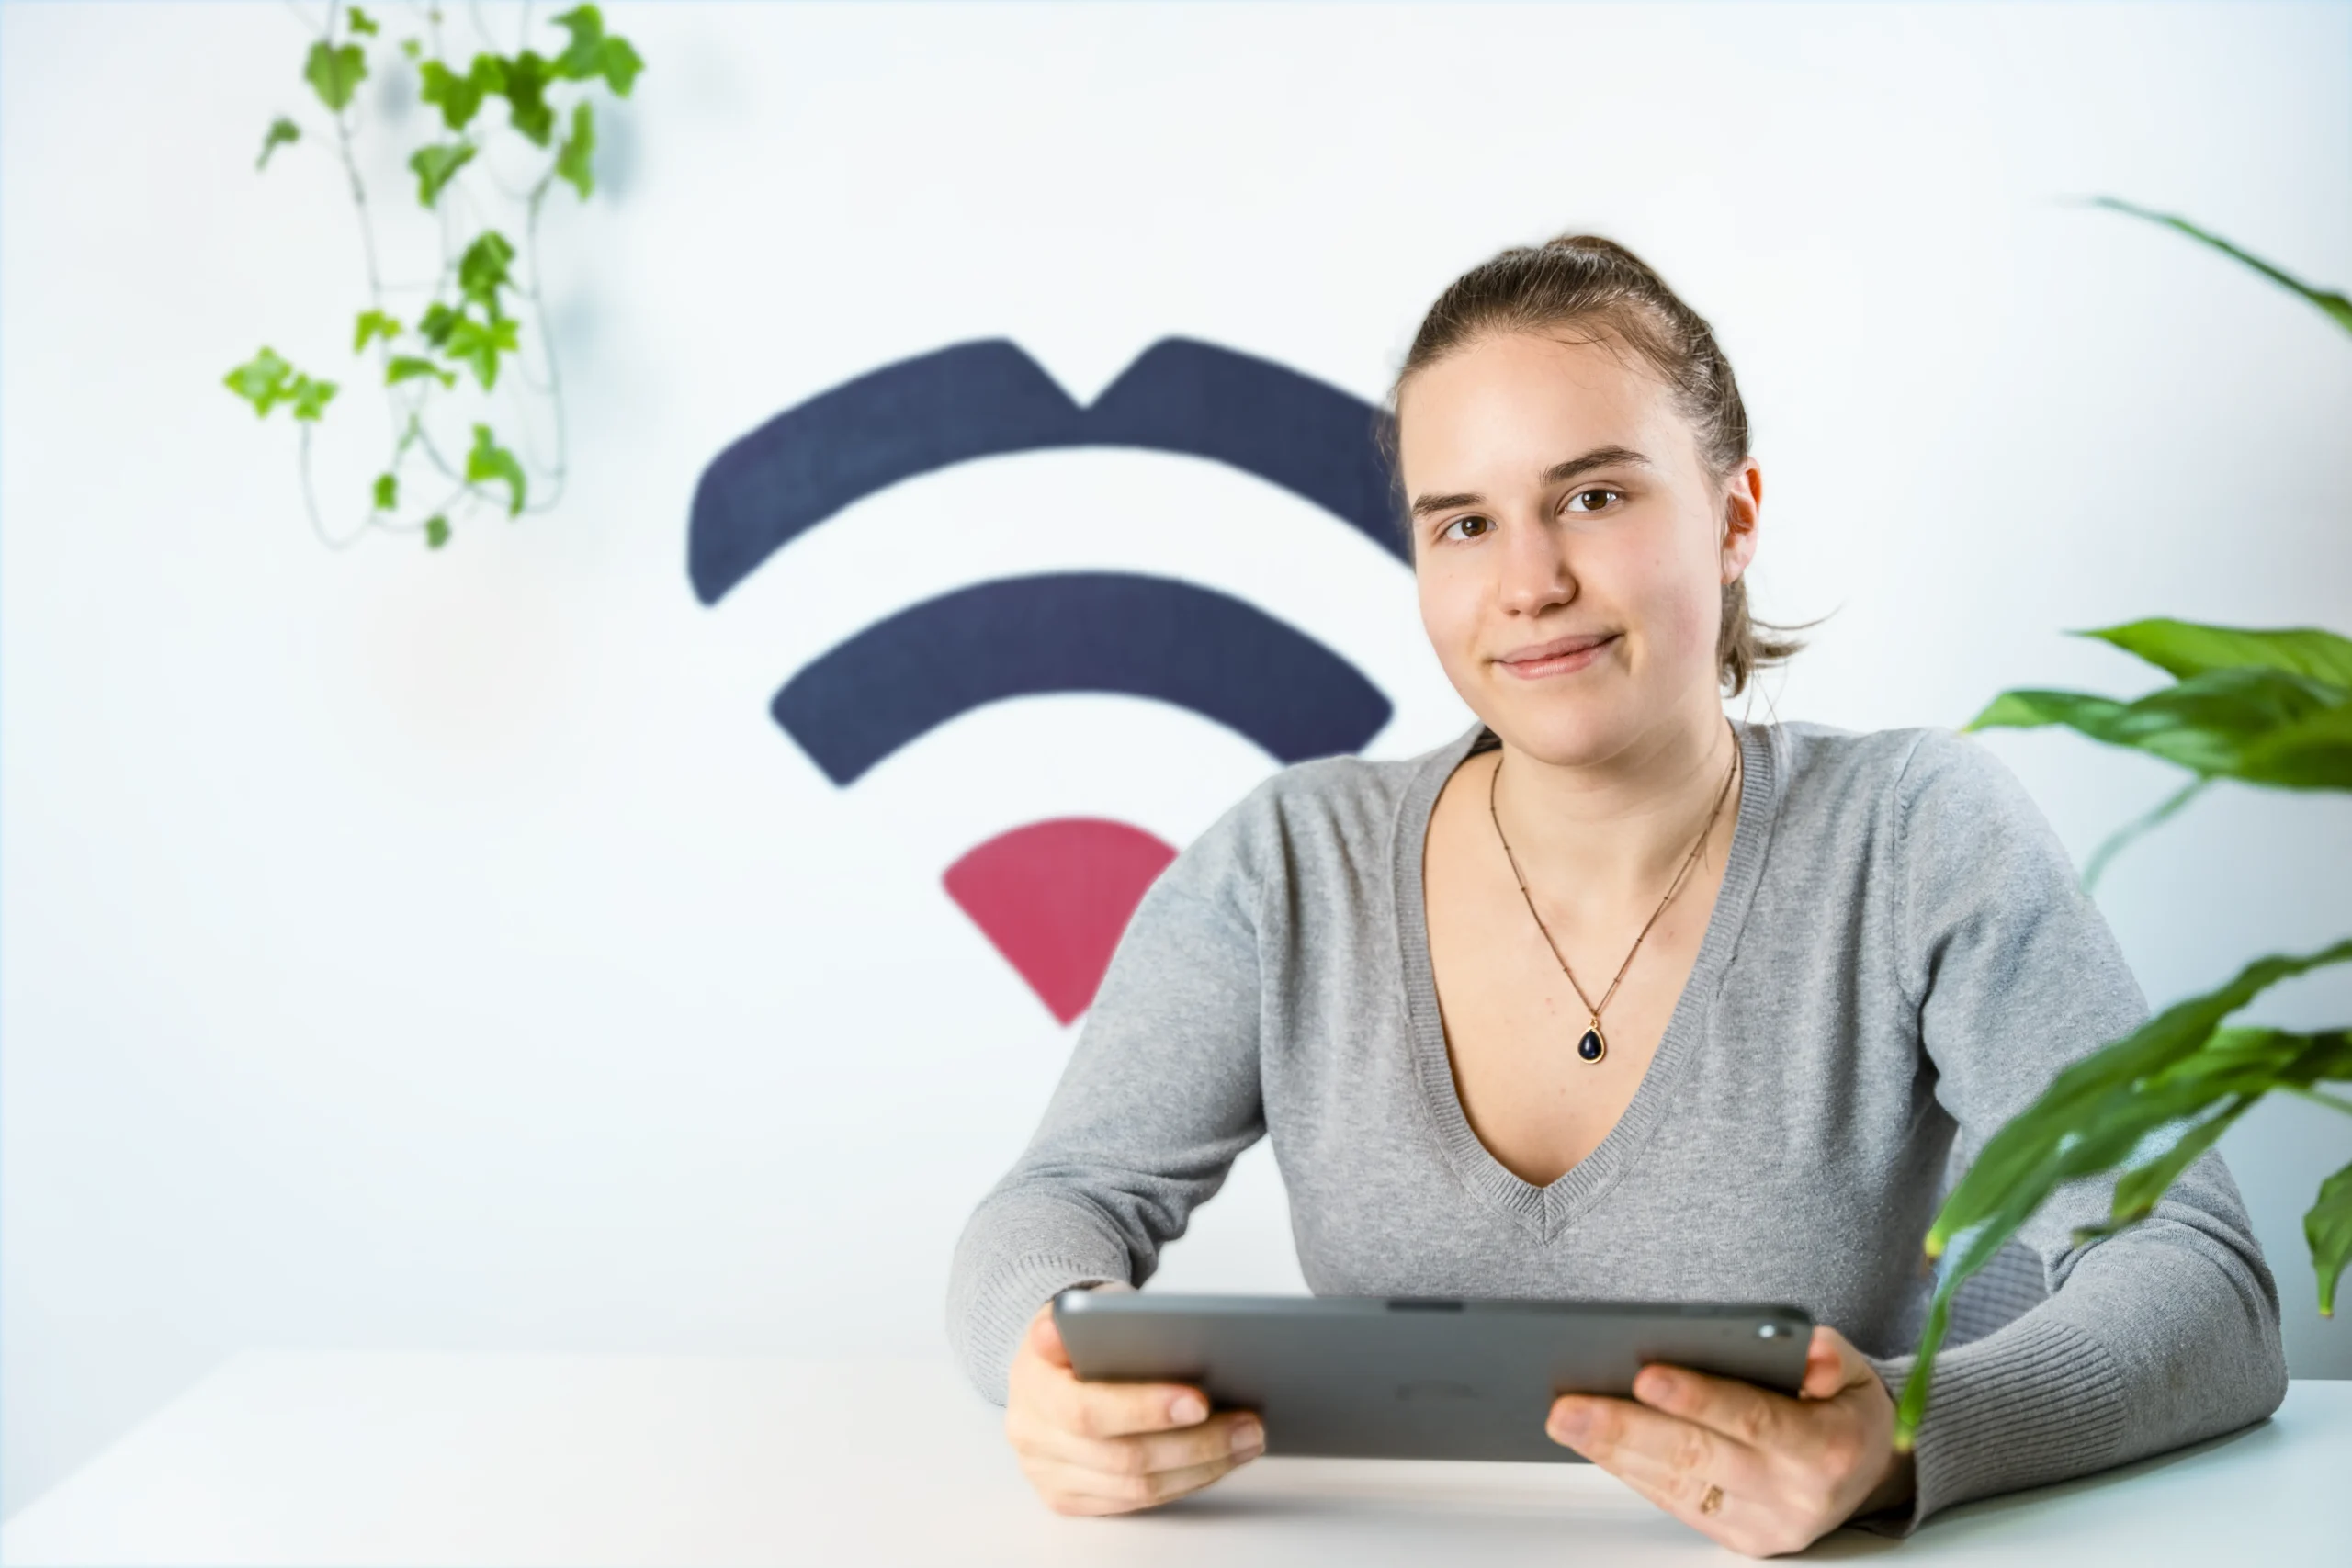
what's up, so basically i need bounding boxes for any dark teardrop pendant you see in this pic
[1577,1025,1607,1063]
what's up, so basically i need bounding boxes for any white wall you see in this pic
[5,0,2348,1517]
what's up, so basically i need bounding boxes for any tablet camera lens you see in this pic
[1757,1324,1783,1339]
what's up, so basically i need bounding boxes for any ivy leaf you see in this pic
[353,309,403,352]
[346,6,379,37]
[441,312,521,390]
[401,38,421,61]
[416,302,458,349]
[502,51,557,146]
[551,6,643,96]
[386,355,456,389]
[466,423,527,516]
[408,141,476,207]
[223,347,295,415]
[424,514,451,549]
[2079,618,2352,689]
[554,101,595,199]
[418,60,485,132]
[373,472,398,511]
[256,116,300,171]
[288,374,338,421]
[2311,1161,2352,1317]
[1965,666,2348,784]
[458,231,516,313]
[304,40,368,113]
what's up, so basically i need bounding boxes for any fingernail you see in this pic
[1551,1405,1591,1444]
[1232,1417,1265,1457]
[1170,1393,1207,1424]
[1638,1368,1679,1402]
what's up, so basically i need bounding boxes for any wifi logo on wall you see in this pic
[689,338,1405,1023]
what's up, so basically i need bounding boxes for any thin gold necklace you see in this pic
[1485,728,1742,1065]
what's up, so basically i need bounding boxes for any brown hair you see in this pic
[1378,232,1804,697]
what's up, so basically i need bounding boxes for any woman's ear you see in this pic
[1719,458,1762,584]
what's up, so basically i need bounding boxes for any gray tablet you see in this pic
[1055,1291,1813,1462]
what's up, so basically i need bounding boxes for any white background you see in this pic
[5,0,2348,1518]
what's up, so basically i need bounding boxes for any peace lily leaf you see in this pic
[256,116,300,170]
[1895,941,2352,1449]
[2236,701,2352,791]
[2079,619,2352,690]
[1965,666,2346,784]
[419,60,485,132]
[2311,1162,2352,1316]
[466,423,527,515]
[353,309,402,352]
[304,40,368,114]
[345,6,379,37]
[223,347,294,414]
[373,472,398,511]
[458,231,516,312]
[440,312,521,390]
[386,355,456,389]
[2090,196,2352,339]
[288,374,337,422]
[501,51,557,146]
[424,514,451,549]
[1928,942,2352,1255]
[555,101,596,200]
[408,141,476,208]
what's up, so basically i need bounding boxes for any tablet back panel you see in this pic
[1055,1292,1814,1462]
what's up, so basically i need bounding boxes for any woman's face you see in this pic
[1396,327,1759,769]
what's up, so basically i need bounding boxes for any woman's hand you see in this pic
[1003,1287,1265,1515]
[1545,1325,1914,1558]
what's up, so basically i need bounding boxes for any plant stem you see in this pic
[2083,776,2211,895]
[2287,1086,2352,1119]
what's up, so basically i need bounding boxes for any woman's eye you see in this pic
[1566,487,1623,513]
[1441,514,1493,541]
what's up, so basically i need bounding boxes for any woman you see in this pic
[944,234,2287,1555]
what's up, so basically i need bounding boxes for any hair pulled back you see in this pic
[1381,232,1803,697]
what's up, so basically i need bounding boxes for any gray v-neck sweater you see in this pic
[945,717,2287,1529]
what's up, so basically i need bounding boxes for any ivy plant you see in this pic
[224,1,643,551]
[1894,201,2352,1449]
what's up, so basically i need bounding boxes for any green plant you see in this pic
[223,1,642,551]
[1893,201,2352,1449]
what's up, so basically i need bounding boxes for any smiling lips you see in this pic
[1495,632,1618,679]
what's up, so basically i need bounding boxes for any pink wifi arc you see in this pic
[943,818,1178,1025]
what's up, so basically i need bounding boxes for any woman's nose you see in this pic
[1497,517,1576,615]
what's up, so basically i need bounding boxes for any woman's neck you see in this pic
[1486,704,1741,911]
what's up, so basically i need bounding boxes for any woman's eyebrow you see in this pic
[1408,445,1655,519]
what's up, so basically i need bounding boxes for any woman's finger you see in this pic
[1018,1447,1254,1513]
[1631,1362,1795,1453]
[1554,1394,1761,1507]
[1012,1406,1263,1477]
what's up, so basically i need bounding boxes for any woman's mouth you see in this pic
[1495,633,1619,679]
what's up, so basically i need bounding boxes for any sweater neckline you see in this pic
[1388,715,1784,1240]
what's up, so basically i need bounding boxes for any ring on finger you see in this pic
[1699,1483,1724,1516]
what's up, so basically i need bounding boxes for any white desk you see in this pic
[3,1354,2341,1565]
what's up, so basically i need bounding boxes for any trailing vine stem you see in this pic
[226,0,639,551]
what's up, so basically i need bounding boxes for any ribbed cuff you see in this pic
[1860,1314,2127,1534]
[948,1252,1125,1405]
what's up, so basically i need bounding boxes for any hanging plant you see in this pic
[223,1,643,550]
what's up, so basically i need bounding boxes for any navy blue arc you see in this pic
[775,572,1393,786]
[689,337,1404,605]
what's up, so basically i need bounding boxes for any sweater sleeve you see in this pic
[1858,728,2288,1529]
[944,784,1272,1405]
